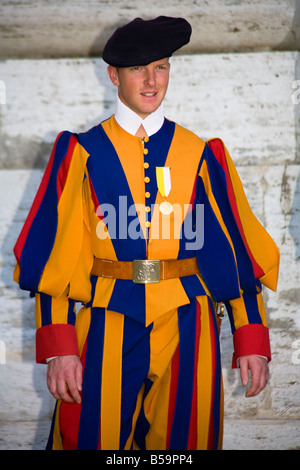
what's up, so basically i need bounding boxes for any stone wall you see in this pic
[0,0,299,450]
[1,0,300,58]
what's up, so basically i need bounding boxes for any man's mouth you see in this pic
[141,92,157,97]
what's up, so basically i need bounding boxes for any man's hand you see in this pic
[47,355,82,404]
[239,355,269,398]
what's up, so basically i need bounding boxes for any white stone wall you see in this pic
[0,0,300,451]
[1,0,300,58]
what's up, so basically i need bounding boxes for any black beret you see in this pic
[102,16,192,67]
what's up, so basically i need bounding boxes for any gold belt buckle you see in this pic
[132,260,161,284]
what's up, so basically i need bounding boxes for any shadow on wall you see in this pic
[276,0,300,51]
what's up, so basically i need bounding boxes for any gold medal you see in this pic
[159,201,173,215]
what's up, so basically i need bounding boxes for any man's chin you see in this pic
[138,103,161,118]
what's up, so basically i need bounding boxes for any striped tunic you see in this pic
[13,116,279,450]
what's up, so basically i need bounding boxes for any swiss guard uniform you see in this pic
[13,17,279,450]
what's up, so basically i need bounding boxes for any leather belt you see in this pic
[91,257,200,284]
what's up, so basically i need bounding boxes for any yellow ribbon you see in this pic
[156,167,171,198]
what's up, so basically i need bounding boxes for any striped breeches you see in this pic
[46,295,224,450]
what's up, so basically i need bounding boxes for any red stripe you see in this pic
[207,305,217,450]
[13,132,63,264]
[59,339,88,450]
[60,400,82,450]
[187,301,201,449]
[166,345,179,449]
[97,413,102,450]
[207,139,264,279]
[56,134,78,199]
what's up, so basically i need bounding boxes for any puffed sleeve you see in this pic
[13,131,93,362]
[202,138,280,367]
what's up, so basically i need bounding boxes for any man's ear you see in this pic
[107,65,120,87]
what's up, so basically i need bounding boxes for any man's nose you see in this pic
[144,69,156,87]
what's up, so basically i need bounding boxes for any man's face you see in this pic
[107,58,170,119]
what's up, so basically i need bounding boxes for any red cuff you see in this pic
[36,324,79,364]
[232,324,271,368]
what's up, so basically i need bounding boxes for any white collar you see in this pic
[114,96,165,137]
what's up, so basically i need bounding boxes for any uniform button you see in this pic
[148,238,153,244]
[143,162,149,169]
[145,221,151,228]
[144,136,149,143]
[146,206,151,212]
[145,192,150,198]
[144,176,150,183]
[143,148,149,155]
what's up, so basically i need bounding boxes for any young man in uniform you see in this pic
[13,17,279,450]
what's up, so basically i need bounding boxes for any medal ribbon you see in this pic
[156,167,171,198]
